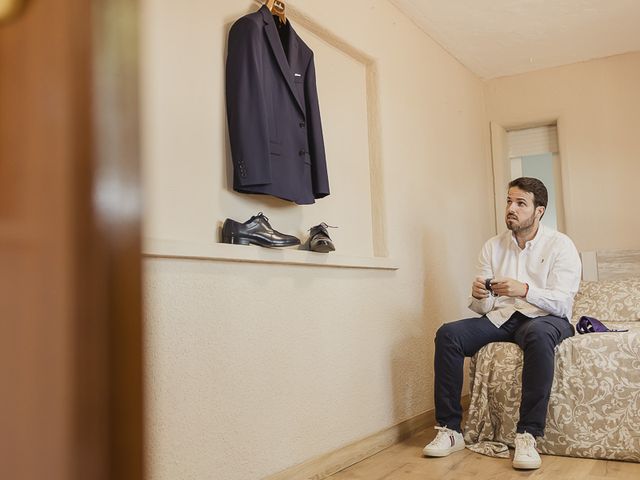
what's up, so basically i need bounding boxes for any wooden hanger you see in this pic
[265,0,286,25]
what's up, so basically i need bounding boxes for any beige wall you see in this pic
[141,0,379,257]
[485,51,640,252]
[142,1,493,479]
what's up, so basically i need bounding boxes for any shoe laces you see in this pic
[254,212,269,222]
[309,222,337,233]
[431,426,457,447]
[515,433,536,453]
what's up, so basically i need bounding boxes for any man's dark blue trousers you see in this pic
[434,311,574,437]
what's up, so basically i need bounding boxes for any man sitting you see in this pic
[423,177,581,469]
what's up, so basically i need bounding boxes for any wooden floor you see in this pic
[328,427,640,480]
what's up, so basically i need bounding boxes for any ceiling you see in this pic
[389,0,640,79]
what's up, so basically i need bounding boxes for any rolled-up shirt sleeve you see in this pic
[525,236,582,319]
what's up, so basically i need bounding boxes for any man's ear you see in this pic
[536,206,545,218]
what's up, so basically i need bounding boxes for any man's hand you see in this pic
[490,277,528,298]
[472,276,491,300]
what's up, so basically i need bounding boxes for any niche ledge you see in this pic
[143,238,398,270]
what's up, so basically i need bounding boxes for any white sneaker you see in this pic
[512,432,541,469]
[423,426,465,457]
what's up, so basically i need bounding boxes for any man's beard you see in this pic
[506,211,536,233]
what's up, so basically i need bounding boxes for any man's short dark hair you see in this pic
[508,177,548,210]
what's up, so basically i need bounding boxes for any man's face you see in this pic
[505,187,541,233]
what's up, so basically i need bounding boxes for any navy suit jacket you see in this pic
[226,6,330,205]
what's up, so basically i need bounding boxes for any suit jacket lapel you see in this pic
[287,27,308,116]
[261,7,305,115]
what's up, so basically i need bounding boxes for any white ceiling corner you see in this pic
[389,0,640,79]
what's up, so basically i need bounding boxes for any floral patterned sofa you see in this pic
[463,277,640,462]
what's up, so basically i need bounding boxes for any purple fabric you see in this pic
[576,316,629,334]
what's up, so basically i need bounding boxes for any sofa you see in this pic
[463,277,640,462]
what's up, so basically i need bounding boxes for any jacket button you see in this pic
[299,149,307,156]
[299,122,306,128]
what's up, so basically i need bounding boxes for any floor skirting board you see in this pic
[265,395,470,480]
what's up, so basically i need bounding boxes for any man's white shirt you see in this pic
[468,225,582,328]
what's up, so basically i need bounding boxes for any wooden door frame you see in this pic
[92,1,144,478]
[0,0,144,478]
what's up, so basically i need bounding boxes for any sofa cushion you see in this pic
[572,277,640,323]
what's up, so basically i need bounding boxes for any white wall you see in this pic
[142,1,493,479]
[485,51,640,252]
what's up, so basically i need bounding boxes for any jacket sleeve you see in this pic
[304,54,330,198]
[225,18,272,186]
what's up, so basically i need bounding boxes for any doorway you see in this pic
[490,122,566,234]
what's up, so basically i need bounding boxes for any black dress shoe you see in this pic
[221,212,300,247]
[308,223,335,253]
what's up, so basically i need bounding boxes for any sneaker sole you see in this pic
[512,459,541,469]
[423,442,465,457]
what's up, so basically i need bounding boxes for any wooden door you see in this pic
[0,1,144,479]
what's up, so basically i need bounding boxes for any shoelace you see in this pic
[515,434,536,454]
[253,212,269,222]
[432,426,455,447]
[309,222,337,233]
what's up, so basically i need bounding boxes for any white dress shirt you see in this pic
[468,225,582,328]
